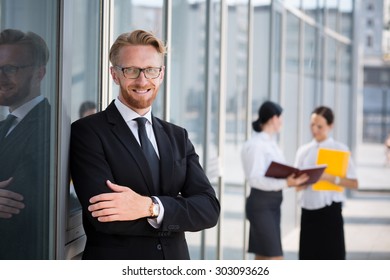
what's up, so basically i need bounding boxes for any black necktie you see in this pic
[0,114,16,142]
[134,117,160,194]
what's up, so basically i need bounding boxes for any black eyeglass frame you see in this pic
[114,66,163,79]
[0,64,35,76]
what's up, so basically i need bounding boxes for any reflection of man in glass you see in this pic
[0,29,51,259]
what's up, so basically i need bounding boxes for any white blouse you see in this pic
[294,137,357,210]
[241,131,287,191]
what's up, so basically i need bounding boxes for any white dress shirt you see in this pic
[114,98,164,227]
[241,131,288,191]
[114,98,159,157]
[294,137,357,210]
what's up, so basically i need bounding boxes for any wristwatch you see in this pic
[334,176,341,185]
[149,197,160,218]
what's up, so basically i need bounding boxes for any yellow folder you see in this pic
[312,148,350,192]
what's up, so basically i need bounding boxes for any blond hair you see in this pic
[109,30,166,66]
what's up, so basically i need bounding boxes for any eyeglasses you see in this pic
[0,64,34,76]
[115,66,162,79]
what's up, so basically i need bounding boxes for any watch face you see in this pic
[153,204,160,216]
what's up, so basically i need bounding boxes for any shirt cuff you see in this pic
[147,196,164,228]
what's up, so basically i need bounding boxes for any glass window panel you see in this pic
[301,0,317,20]
[170,0,208,260]
[326,0,339,31]
[304,24,316,77]
[363,85,389,143]
[0,0,59,259]
[253,4,271,111]
[339,44,352,83]
[68,0,101,242]
[271,11,282,101]
[112,0,164,118]
[303,24,317,143]
[205,0,221,260]
[224,0,249,260]
[316,0,326,26]
[340,0,353,39]
[283,12,300,163]
[286,0,301,9]
[323,38,336,108]
[285,15,300,74]
[337,82,351,145]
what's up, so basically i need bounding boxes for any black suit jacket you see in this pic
[0,99,51,259]
[70,101,220,260]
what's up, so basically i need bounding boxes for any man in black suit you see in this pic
[70,30,220,260]
[0,29,51,259]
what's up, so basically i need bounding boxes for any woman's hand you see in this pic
[286,173,309,187]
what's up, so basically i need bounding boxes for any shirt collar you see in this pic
[254,131,274,141]
[311,137,334,147]
[10,95,44,120]
[114,97,153,124]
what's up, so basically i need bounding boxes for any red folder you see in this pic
[265,161,327,185]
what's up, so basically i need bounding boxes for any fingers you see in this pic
[89,180,131,204]
[0,177,13,189]
[296,173,309,184]
[88,200,112,212]
[95,214,120,222]
[0,191,25,219]
[88,180,142,222]
[287,173,309,186]
[106,180,127,192]
[0,203,24,218]
[88,200,124,222]
[89,192,116,204]
[90,204,116,218]
[0,188,24,201]
[0,180,24,219]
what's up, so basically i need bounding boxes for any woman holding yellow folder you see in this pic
[241,101,309,260]
[294,106,358,260]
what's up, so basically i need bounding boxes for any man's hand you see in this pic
[88,180,151,222]
[0,177,25,219]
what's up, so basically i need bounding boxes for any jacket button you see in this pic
[157,244,162,250]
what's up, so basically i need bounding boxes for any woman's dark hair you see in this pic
[252,101,283,132]
[312,106,334,125]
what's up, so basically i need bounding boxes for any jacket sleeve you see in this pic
[157,129,220,232]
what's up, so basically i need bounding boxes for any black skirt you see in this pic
[299,202,345,260]
[246,188,283,257]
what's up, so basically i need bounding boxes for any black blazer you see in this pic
[0,99,51,259]
[70,101,220,260]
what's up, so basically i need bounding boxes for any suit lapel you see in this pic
[0,99,50,152]
[105,102,156,195]
[152,116,174,195]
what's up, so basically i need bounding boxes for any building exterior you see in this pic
[0,0,359,260]
[361,0,390,143]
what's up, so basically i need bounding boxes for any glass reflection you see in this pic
[0,29,53,259]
